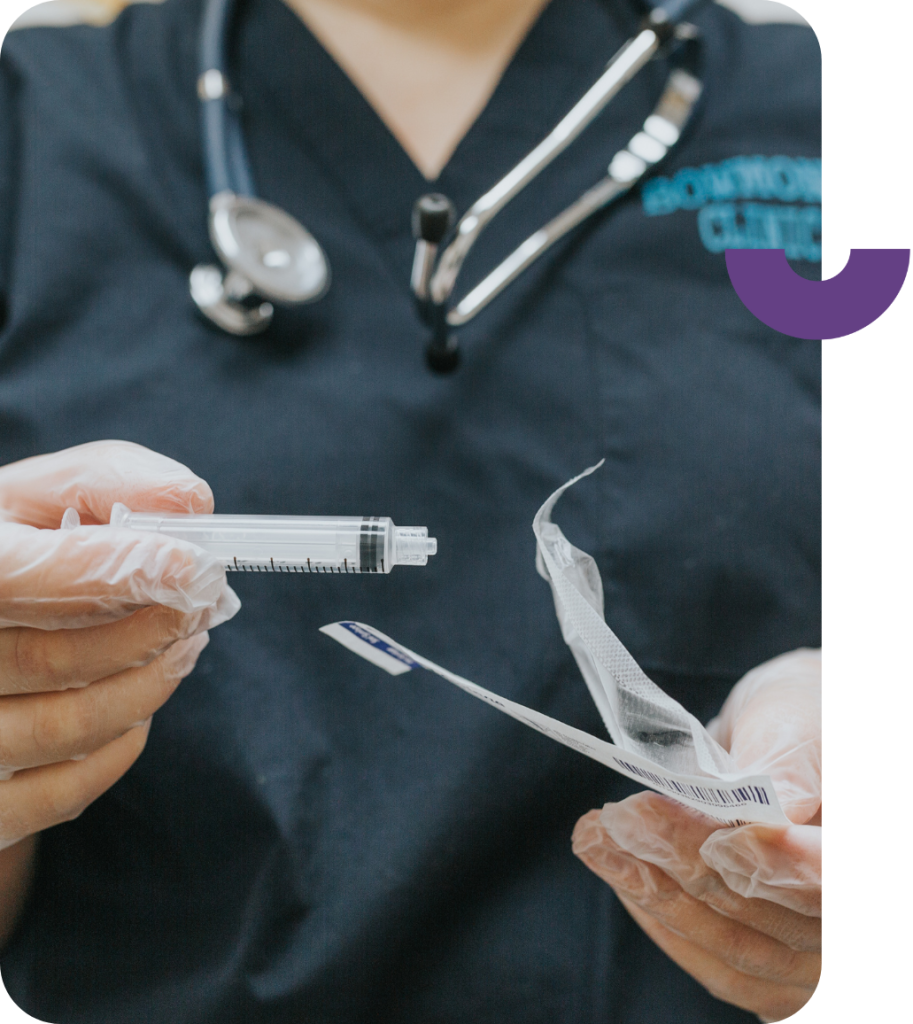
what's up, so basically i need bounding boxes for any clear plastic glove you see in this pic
[0,441,240,854]
[0,440,240,630]
[572,649,821,1022]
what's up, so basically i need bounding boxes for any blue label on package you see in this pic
[338,621,419,669]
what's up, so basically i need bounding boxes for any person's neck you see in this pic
[283,0,552,180]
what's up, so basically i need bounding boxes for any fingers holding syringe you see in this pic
[0,440,214,528]
[0,633,209,774]
[0,605,215,695]
[0,521,238,631]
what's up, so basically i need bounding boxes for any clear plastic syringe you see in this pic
[109,504,437,573]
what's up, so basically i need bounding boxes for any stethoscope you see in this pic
[189,0,706,371]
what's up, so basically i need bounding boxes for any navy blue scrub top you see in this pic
[0,0,820,1020]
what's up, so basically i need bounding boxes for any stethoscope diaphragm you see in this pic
[208,191,329,304]
[190,191,329,335]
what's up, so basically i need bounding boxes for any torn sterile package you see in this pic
[321,464,790,827]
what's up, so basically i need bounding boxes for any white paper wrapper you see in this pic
[322,466,789,826]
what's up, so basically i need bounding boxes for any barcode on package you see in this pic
[613,758,772,811]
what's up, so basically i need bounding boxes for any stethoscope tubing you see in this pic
[192,0,709,351]
[199,0,255,198]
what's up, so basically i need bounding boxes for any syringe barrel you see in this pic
[109,506,437,573]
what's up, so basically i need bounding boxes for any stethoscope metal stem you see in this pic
[414,58,703,371]
[446,67,702,327]
[428,27,660,307]
[449,177,629,327]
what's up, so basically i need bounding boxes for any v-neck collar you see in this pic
[235,0,644,242]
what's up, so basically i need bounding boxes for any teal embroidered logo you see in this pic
[641,156,821,262]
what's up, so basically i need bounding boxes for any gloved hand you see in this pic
[572,649,821,1022]
[0,441,240,852]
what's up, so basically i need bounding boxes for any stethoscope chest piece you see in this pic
[191,191,330,335]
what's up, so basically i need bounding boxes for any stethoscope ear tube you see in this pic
[410,24,704,372]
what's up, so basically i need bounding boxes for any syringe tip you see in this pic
[393,527,438,566]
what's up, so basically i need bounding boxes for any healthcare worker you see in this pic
[0,0,820,1021]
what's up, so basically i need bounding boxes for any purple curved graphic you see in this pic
[725,248,909,339]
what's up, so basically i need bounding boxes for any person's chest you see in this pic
[0,0,820,676]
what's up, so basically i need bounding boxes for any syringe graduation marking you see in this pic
[225,559,376,573]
